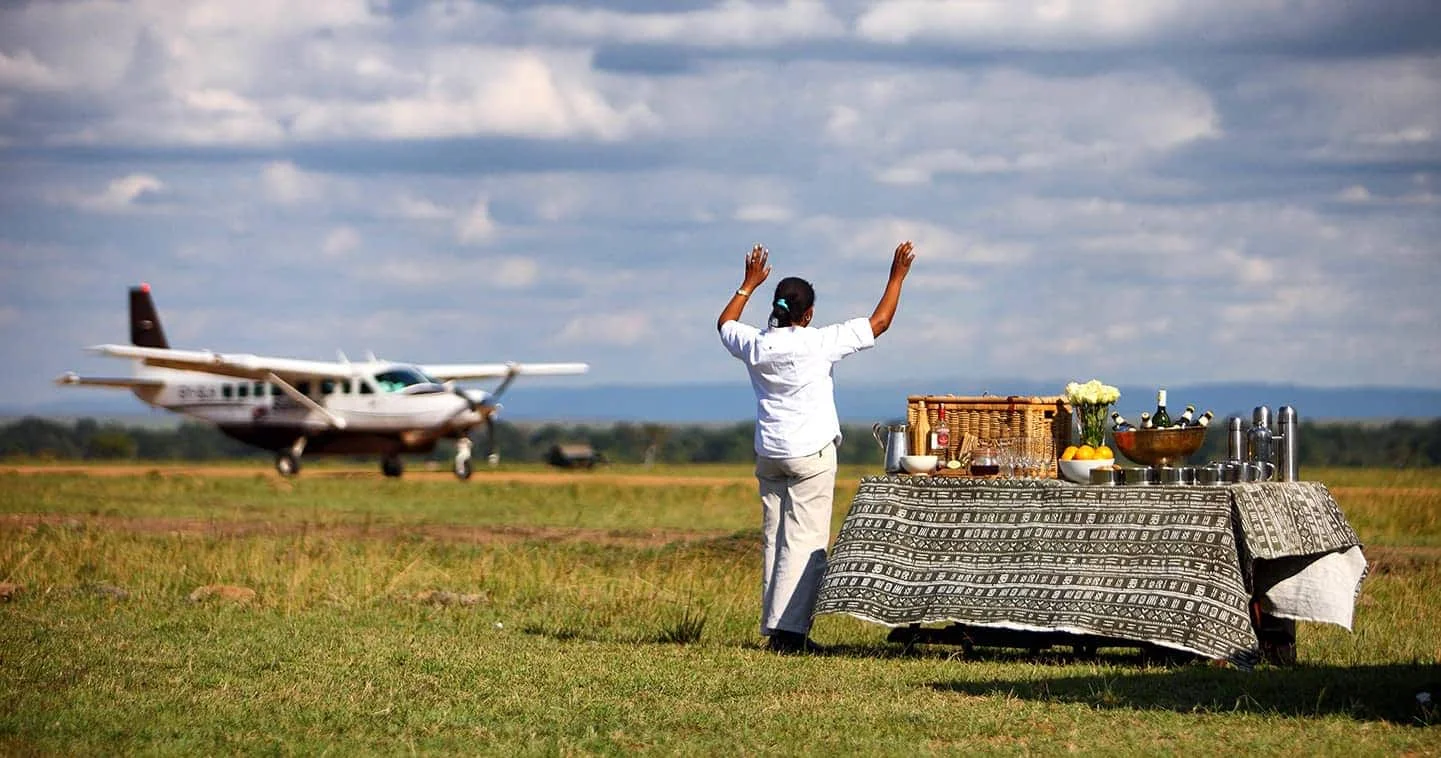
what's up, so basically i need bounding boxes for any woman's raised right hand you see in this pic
[743,244,771,289]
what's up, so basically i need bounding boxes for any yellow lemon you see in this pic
[1060,445,1078,461]
[1075,445,1097,461]
[1094,445,1114,460]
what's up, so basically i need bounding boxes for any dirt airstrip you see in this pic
[1,463,751,548]
[1,463,750,488]
[5,464,1438,563]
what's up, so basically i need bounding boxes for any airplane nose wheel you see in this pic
[381,455,404,478]
[275,452,301,477]
[454,436,474,480]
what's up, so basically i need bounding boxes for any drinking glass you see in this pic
[999,438,1017,478]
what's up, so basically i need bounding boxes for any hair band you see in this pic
[776,298,788,309]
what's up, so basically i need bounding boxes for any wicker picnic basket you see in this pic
[906,394,1072,478]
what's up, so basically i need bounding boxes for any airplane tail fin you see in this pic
[129,284,169,348]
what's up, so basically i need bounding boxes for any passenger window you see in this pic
[297,381,311,396]
[254,382,265,397]
[359,380,374,395]
[237,384,249,398]
[342,380,352,394]
[321,379,336,395]
[269,384,280,397]
[222,384,233,399]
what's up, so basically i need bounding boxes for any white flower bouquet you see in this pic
[1064,379,1120,447]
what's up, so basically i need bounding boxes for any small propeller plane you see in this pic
[56,284,588,479]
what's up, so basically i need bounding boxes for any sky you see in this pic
[2,0,1439,410]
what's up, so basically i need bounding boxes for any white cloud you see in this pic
[857,0,1182,45]
[389,194,453,221]
[0,48,67,90]
[1339,185,1371,203]
[734,204,793,223]
[850,68,1220,184]
[166,0,376,35]
[798,215,1029,266]
[456,199,497,244]
[322,226,361,258]
[854,0,1367,48]
[261,161,325,205]
[355,253,537,291]
[57,173,166,213]
[529,0,845,47]
[287,49,655,142]
[493,257,539,289]
[1236,56,1441,163]
[555,312,651,347]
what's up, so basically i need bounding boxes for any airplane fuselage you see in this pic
[134,365,485,456]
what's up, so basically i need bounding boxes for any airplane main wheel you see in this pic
[454,458,473,480]
[275,452,301,477]
[381,456,404,478]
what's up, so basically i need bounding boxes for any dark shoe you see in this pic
[766,631,827,655]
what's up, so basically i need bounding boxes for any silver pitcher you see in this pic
[873,423,910,473]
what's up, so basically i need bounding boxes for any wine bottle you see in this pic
[1111,412,1134,432]
[932,407,949,457]
[1174,405,1197,428]
[1139,412,1154,430]
[1152,389,1172,428]
[1193,410,1214,428]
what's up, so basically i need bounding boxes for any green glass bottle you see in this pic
[1152,389,1172,428]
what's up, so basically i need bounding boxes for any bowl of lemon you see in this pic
[1057,444,1115,484]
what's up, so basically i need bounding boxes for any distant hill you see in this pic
[11,381,1437,424]
[505,381,1440,423]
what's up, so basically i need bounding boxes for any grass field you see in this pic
[3,463,1439,755]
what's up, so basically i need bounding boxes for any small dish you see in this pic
[899,455,939,474]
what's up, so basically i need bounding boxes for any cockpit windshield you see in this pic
[373,366,441,393]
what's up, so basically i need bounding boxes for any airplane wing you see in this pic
[85,344,354,381]
[421,362,590,381]
[55,372,166,389]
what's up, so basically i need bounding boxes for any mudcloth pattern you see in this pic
[814,478,1359,667]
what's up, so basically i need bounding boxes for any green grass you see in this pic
[2,466,1440,755]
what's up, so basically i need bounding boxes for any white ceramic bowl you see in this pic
[1058,457,1116,484]
[899,455,939,474]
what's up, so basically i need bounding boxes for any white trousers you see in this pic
[755,442,837,636]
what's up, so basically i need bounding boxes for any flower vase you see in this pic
[1074,403,1110,448]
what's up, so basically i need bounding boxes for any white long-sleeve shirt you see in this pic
[719,317,875,458]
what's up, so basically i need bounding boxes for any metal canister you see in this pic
[1196,464,1224,486]
[1247,406,1273,465]
[1226,416,1246,462]
[1125,466,1159,486]
[1276,405,1299,482]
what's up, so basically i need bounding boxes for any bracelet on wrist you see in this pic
[735,287,751,298]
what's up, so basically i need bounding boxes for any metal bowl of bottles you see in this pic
[1111,427,1207,467]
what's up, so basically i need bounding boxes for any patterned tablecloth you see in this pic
[813,477,1365,668]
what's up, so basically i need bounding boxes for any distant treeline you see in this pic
[2,416,1440,468]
